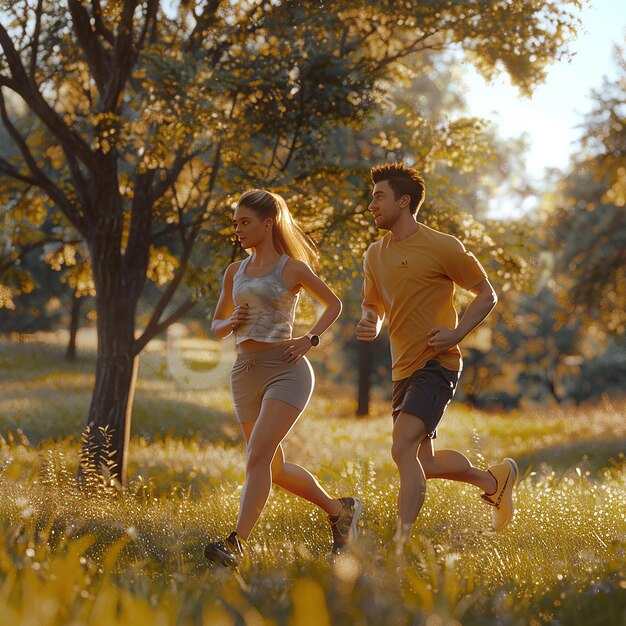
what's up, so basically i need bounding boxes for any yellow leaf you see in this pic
[289,578,330,626]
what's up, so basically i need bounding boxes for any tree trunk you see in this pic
[82,174,148,486]
[546,366,563,406]
[357,340,372,417]
[83,273,144,485]
[84,270,139,485]
[85,345,138,486]
[66,294,81,361]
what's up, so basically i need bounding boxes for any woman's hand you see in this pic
[283,336,312,363]
[230,303,249,331]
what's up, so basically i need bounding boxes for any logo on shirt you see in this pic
[399,259,409,268]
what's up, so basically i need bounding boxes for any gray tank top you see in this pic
[232,255,299,344]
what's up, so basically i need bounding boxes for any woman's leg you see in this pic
[237,398,343,539]
[271,444,342,516]
[235,398,297,539]
[243,420,341,515]
[418,438,496,494]
[238,406,341,540]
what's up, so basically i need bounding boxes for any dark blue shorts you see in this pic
[392,360,460,439]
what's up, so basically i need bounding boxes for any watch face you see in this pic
[309,334,320,346]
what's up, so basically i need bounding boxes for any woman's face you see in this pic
[232,205,270,249]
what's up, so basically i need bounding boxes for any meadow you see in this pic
[0,334,625,626]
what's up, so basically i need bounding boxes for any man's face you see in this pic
[368,180,405,230]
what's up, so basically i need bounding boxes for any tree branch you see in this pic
[371,29,446,72]
[0,74,17,90]
[0,155,39,185]
[124,169,155,269]
[133,298,197,354]
[67,0,111,95]
[278,110,303,173]
[0,236,81,276]
[62,146,93,219]
[0,90,89,235]
[151,144,222,241]
[170,180,188,245]
[152,141,222,243]
[102,0,139,112]
[187,0,222,56]
[133,224,202,353]
[29,0,44,78]
[149,149,202,205]
[150,209,216,242]
[267,93,303,180]
[0,21,31,87]
[90,0,115,45]
[0,23,98,170]
[136,0,160,52]
[265,132,282,179]
[136,141,225,336]
[203,1,266,67]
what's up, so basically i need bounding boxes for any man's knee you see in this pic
[392,413,427,465]
[391,437,419,466]
[419,457,433,478]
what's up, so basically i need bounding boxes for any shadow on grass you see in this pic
[0,337,98,379]
[132,395,239,445]
[0,338,240,447]
[515,437,626,478]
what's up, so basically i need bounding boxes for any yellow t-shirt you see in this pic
[362,223,488,381]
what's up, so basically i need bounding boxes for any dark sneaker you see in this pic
[204,531,245,567]
[328,497,362,554]
[481,458,519,531]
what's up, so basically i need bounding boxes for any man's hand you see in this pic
[357,310,381,342]
[427,326,462,352]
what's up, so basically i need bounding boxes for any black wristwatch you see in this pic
[306,332,320,347]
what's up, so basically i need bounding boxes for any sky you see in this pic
[459,0,625,218]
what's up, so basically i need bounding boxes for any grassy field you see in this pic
[1,335,625,625]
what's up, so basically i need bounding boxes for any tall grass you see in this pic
[1,337,625,625]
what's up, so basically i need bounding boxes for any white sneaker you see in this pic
[481,458,519,531]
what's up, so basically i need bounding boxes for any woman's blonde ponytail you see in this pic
[236,189,318,268]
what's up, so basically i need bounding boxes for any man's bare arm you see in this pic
[427,279,497,352]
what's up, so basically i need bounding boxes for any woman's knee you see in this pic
[246,445,273,473]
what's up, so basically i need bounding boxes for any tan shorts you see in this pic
[230,344,315,423]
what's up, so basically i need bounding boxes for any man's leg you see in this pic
[418,438,496,494]
[419,438,518,531]
[391,412,429,546]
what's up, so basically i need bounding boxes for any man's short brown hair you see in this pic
[370,162,426,215]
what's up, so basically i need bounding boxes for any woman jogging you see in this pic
[204,189,361,567]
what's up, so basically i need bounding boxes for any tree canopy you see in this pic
[0,0,586,480]
[549,45,626,336]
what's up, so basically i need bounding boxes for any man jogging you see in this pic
[357,162,518,549]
